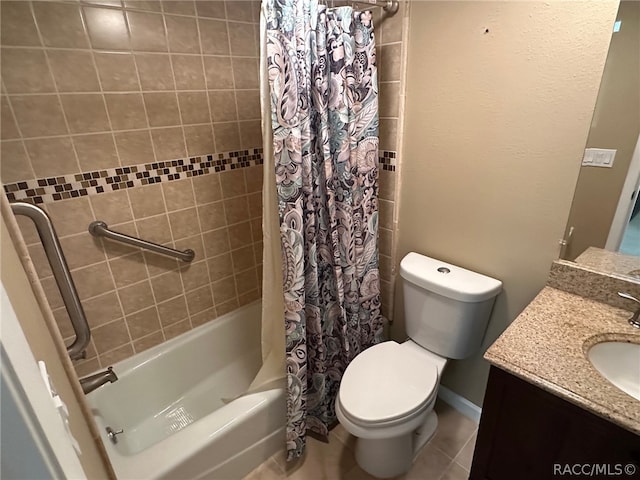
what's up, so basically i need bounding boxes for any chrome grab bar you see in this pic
[89,221,195,263]
[10,202,91,360]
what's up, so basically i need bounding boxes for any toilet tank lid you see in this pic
[400,252,502,302]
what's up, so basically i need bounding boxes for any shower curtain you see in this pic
[263,0,384,460]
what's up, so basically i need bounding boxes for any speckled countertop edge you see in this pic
[485,286,640,435]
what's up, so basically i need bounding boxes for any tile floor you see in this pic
[244,400,478,480]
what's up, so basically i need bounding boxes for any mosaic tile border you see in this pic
[4,149,397,204]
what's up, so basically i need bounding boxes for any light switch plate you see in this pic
[582,148,616,168]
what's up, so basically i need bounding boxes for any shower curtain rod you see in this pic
[349,0,399,15]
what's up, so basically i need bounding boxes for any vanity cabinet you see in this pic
[470,366,640,480]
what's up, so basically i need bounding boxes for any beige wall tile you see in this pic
[1,49,55,94]
[94,52,140,92]
[126,306,161,339]
[379,118,397,151]
[91,190,134,225]
[47,50,101,93]
[114,130,156,164]
[378,169,396,200]
[99,344,134,366]
[150,127,186,160]
[83,291,124,328]
[144,92,181,127]
[247,191,261,219]
[1,140,34,182]
[16,215,41,245]
[379,43,402,82]
[378,199,393,229]
[225,1,253,22]
[193,174,222,204]
[127,11,168,51]
[231,245,255,272]
[232,58,258,89]
[163,318,190,339]
[239,120,262,149]
[211,277,236,304]
[223,196,249,225]
[162,178,195,211]
[215,298,238,316]
[174,233,204,260]
[109,252,149,287]
[47,197,94,236]
[202,228,230,257]
[227,221,251,248]
[143,250,180,276]
[178,91,211,124]
[379,82,400,118]
[105,93,148,130]
[379,227,392,256]
[185,285,213,314]
[52,307,74,339]
[123,0,162,11]
[135,53,175,90]
[168,207,200,239]
[209,91,237,122]
[118,280,155,314]
[213,122,241,152]
[73,133,120,171]
[83,6,131,50]
[128,183,166,218]
[171,55,206,90]
[27,244,52,278]
[73,262,117,300]
[238,288,259,306]
[235,267,258,295]
[184,124,214,156]
[60,233,106,270]
[207,252,233,279]
[74,357,100,377]
[199,18,230,55]
[190,306,216,326]
[83,0,125,7]
[236,90,260,120]
[198,202,226,231]
[11,95,68,137]
[244,165,262,193]
[220,169,246,197]
[41,276,64,309]
[33,2,89,48]
[25,137,79,177]
[162,1,195,15]
[203,56,234,89]
[250,218,262,243]
[61,94,111,134]
[157,295,188,326]
[166,15,200,53]
[100,222,140,259]
[1,2,41,46]
[133,331,164,352]
[1,96,20,140]
[228,22,256,56]
[180,260,210,290]
[195,1,225,19]
[136,213,173,244]
[92,319,131,354]
[150,270,183,301]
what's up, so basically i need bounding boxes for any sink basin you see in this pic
[588,342,640,401]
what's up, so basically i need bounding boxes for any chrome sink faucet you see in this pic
[80,367,118,394]
[618,292,640,328]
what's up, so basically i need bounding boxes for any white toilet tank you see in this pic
[400,252,502,360]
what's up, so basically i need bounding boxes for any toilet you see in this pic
[336,252,502,478]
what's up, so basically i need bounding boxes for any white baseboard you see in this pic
[437,385,482,424]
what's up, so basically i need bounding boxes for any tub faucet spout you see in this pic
[80,367,118,394]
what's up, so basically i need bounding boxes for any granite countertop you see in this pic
[575,247,640,281]
[485,286,640,435]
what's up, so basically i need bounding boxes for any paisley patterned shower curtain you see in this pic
[264,0,384,460]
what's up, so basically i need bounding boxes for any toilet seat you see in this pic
[338,341,439,426]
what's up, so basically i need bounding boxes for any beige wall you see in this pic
[564,1,640,260]
[1,210,111,478]
[395,1,618,405]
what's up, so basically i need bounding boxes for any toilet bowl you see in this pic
[336,252,502,478]
[335,340,447,478]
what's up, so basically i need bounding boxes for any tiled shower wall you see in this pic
[0,0,263,374]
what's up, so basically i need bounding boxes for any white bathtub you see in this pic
[87,301,286,479]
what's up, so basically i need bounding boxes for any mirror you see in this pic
[561,0,640,280]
